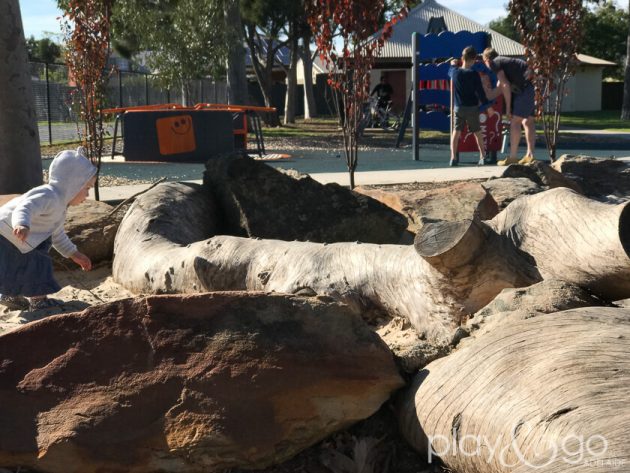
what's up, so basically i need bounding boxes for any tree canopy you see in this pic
[490,2,627,80]
[111,0,227,101]
[582,1,628,79]
[26,36,63,63]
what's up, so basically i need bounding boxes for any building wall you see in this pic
[565,67,603,112]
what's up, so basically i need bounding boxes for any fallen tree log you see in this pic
[113,183,539,345]
[489,187,630,300]
[398,307,630,473]
[113,184,630,344]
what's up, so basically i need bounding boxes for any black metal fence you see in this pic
[30,62,229,144]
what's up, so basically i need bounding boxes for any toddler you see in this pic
[0,147,96,311]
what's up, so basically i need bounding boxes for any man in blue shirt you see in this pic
[448,46,494,166]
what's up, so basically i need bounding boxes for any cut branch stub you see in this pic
[414,219,487,270]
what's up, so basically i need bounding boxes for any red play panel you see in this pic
[458,96,505,154]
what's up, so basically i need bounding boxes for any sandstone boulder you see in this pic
[0,292,403,473]
[355,182,499,233]
[203,155,410,243]
[52,199,123,269]
[502,160,582,193]
[482,177,543,209]
[552,154,630,201]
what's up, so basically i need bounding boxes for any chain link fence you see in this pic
[30,62,229,145]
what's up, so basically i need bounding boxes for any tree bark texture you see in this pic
[489,187,630,300]
[622,0,630,120]
[399,307,630,473]
[114,183,538,345]
[224,0,249,105]
[243,25,280,126]
[283,23,298,124]
[113,184,630,345]
[0,0,43,194]
[300,31,318,119]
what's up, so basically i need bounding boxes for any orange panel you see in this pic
[155,115,196,155]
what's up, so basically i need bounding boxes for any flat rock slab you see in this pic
[482,177,543,209]
[0,292,403,473]
[502,160,582,193]
[399,307,630,473]
[204,155,410,243]
[356,182,498,233]
[552,154,630,201]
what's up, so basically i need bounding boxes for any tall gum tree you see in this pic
[0,0,43,194]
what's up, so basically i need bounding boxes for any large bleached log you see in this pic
[489,187,630,300]
[398,307,630,473]
[113,183,538,345]
[114,184,630,344]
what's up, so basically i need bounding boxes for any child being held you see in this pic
[0,147,97,311]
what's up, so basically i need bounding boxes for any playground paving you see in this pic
[80,128,630,203]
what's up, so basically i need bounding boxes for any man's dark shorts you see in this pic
[513,83,535,118]
[454,106,481,132]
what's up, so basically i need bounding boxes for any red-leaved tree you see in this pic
[61,0,113,200]
[509,0,583,161]
[306,1,407,188]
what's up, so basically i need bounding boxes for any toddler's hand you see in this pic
[13,225,29,242]
[71,251,92,271]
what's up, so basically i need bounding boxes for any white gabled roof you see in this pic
[377,0,612,66]
[576,53,616,66]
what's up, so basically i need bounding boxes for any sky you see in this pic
[20,0,513,40]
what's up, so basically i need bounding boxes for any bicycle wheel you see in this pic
[387,112,402,131]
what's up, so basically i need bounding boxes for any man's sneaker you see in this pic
[0,294,30,311]
[28,297,64,311]
[518,154,536,165]
[497,156,520,166]
[478,157,486,166]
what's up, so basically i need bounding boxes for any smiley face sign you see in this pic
[156,115,196,155]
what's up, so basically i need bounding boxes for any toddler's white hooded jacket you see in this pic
[0,148,97,257]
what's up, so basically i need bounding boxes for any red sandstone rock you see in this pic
[0,292,403,473]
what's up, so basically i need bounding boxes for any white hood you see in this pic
[48,147,97,204]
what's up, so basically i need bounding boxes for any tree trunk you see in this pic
[283,23,298,125]
[488,187,630,300]
[399,306,630,473]
[113,184,630,346]
[0,0,42,194]
[622,0,630,120]
[113,182,538,345]
[300,31,317,119]
[224,0,248,105]
[243,25,280,126]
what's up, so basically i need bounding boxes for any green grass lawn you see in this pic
[560,110,630,131]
